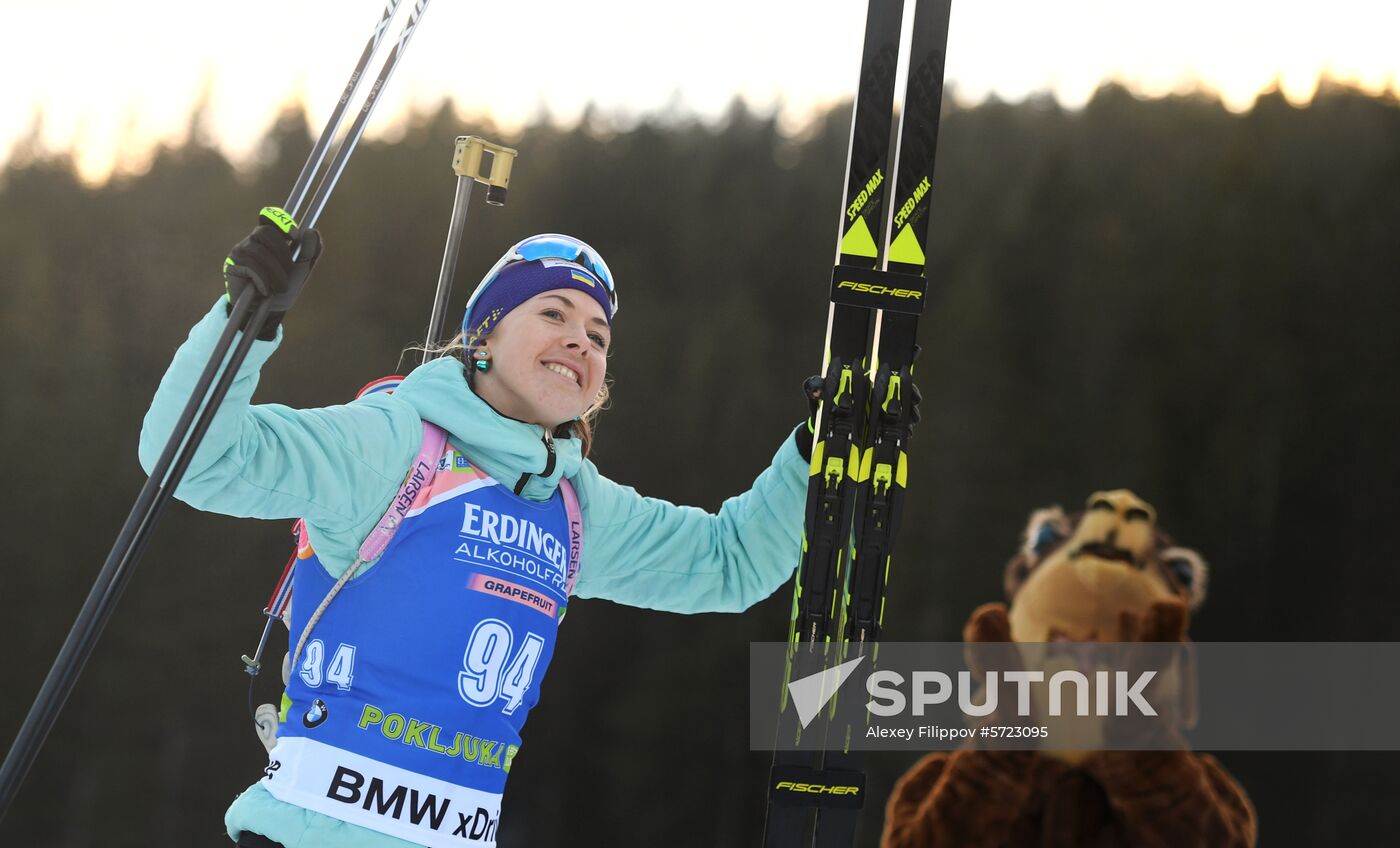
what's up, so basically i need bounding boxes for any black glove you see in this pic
[793,374,825,462]
[223,206,322,340]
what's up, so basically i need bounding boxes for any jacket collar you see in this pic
[393,356,583,502]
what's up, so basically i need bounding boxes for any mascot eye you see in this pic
[1032,523,1063,556]
[1125,507,1151,522]
[1160,546,1208,609]
[1166,557,1194,588]
[1089,498,1114,512]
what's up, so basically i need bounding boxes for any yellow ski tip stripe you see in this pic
[840,216,879,258]
[888,223,925,266]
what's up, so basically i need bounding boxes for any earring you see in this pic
[473,348,491,373]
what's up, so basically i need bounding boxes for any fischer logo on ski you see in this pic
[769,765,866,809]
[830,265,927,313]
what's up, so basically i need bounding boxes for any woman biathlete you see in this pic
[140,213,813,847]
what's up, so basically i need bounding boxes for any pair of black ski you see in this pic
[763,1,952,845]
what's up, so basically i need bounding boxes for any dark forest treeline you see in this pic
[2,83,1398,846]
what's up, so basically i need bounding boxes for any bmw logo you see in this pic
[303,699,329,728]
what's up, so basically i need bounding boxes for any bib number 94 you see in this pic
[299,639,357,691]
[458,619,544,716]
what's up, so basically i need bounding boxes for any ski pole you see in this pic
[302,0,433,230]
[1,293,273,819]
[286,0,405,216]
[0,1,430,820]
[422,136,518,362]
[0,286,255,818]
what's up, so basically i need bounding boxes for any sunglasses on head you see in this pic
[465,234,618,323]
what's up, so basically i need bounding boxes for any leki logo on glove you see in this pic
[259,205,297,234]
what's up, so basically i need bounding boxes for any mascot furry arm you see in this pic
[881,490,1258,848]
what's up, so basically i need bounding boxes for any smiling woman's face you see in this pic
[471,289,610,429]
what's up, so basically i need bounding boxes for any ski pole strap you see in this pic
[768,765,865,809]
[259,206,298,234]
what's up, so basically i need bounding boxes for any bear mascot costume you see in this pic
[880,490,1257,848]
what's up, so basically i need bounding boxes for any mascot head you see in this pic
[1003,489,1208,643]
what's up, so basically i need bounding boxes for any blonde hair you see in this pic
[407,332,611,457]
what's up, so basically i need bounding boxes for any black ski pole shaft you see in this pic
[284,0,404,218]
[0,289,257,817]
[301,0,433,229]
[133,298,277,560]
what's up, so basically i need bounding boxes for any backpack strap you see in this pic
[558,475,584,597]
[358,422,448,562]
[292,420,447,667]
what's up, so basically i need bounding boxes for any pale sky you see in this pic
[2,0,1396,183]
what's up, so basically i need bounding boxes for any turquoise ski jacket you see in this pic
[139,301,808,847]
